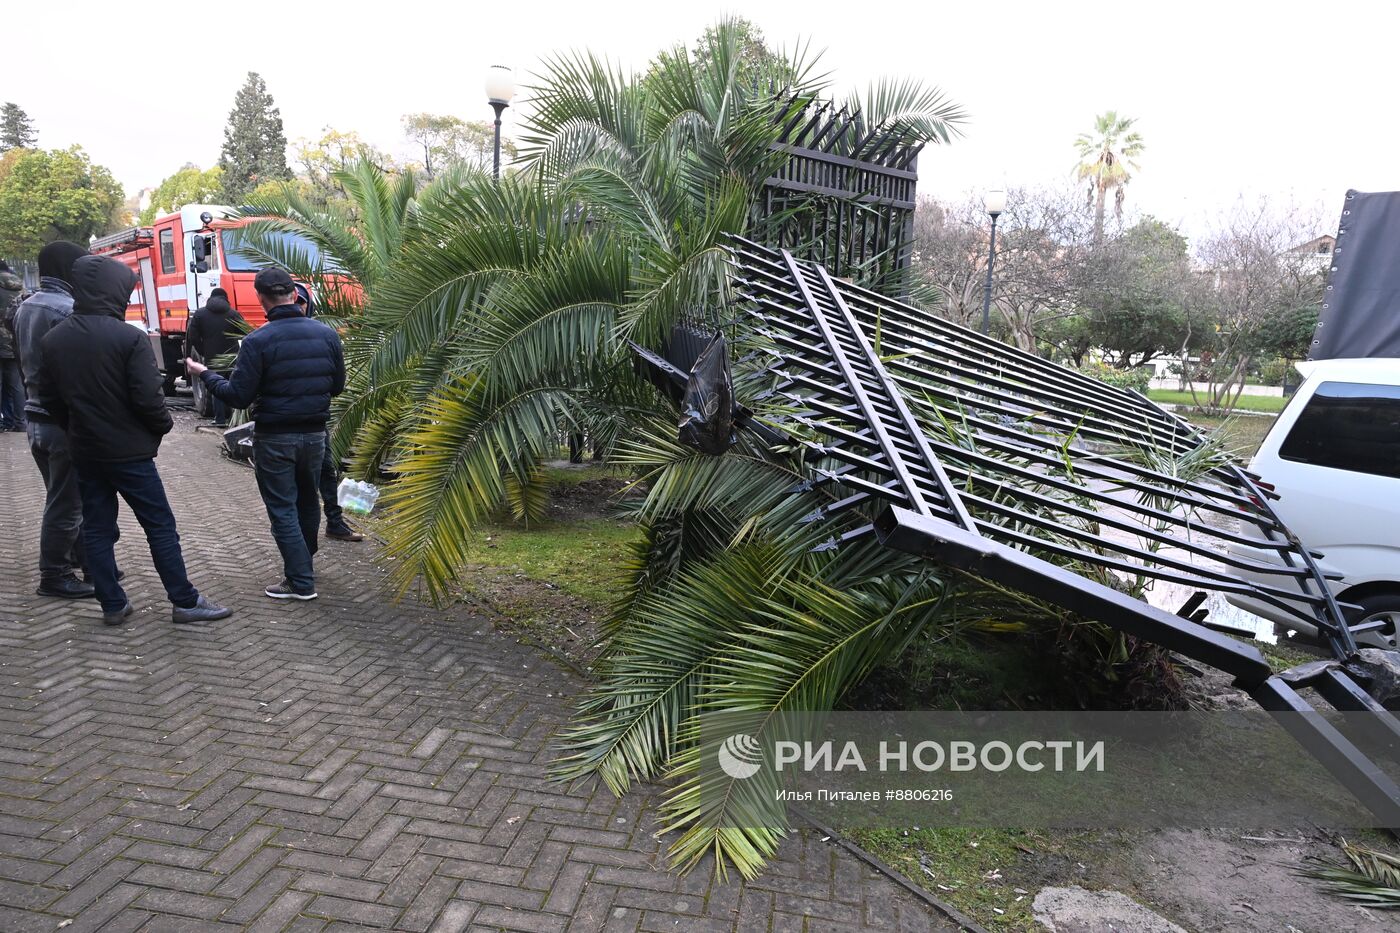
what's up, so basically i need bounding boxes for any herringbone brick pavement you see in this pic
[0,416,957,932]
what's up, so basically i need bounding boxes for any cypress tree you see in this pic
[218,72,291,202]
[0,103,37,151]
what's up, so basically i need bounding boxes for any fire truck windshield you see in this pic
[221,230,331,273]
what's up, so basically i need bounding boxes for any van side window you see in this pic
[159,229,177,274]
[1279,381,1400,479]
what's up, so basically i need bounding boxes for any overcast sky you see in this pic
[4,0,1392,240]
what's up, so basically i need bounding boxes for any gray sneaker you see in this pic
[172,595,233,624]
[102,602,134,627]
[264,580,317,601]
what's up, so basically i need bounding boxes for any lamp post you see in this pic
[484,65,516,181]
[980,188,1006,335]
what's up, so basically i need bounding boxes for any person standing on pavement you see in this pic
[186,287,247,427]
[290,282,362,543]
[36,255,232,627]
[0,260,27,432]
[11,242,94,598]
[186,268,345,600]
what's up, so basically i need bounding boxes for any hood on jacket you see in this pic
[38,241,87,281]
[70,255,136,320]
[206,295,233,315]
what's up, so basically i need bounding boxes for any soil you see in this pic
[1121,829,1389,933]
[452,561,609,673]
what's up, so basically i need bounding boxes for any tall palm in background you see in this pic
[1074,110,1145,242]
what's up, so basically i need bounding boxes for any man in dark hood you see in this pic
[37,255,232,627]
[12,241,94,598]
[187,287,248,427]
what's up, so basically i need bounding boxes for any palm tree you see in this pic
[269,20,975,877]
[329,20,965,599]
[1074,110,1145,242]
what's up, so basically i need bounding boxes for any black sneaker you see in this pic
[102,603,134,626]
[172,595,233,624]
[326,521,364,542]
[37,577,95,599]
[265,580,317,601]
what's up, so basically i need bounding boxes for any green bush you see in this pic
[1257,357,1292,387]
[1077,360,1152,393]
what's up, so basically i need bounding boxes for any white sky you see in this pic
[4,0,1395,240]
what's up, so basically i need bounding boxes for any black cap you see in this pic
[253,267,296,295]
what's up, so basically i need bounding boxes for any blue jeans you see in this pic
[74,458,199,613]
[253,432,324,593]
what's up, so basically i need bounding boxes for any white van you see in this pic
[1225,358,1400,648]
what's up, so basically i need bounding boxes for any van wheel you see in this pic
[1347,592,1400,649]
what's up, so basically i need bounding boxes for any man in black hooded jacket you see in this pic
[37,255,232,627]
[12,241,93,598]
[187,287,247,427]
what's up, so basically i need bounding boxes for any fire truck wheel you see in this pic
[191,373,212,417]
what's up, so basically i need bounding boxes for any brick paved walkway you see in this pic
[0,416,955,932]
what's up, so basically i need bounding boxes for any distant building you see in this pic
[1284,234,1336,273]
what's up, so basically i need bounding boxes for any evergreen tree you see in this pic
[1,103,37,151]
[218,72,290,202]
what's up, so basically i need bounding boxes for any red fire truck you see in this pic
[88,203,336,412]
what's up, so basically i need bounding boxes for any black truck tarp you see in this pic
[1311,189,1400,360]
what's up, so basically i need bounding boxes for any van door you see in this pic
[1262,380,1400,583]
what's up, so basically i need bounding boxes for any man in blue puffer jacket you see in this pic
[186,267,345,601]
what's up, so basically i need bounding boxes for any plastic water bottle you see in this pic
[337,478,381,515]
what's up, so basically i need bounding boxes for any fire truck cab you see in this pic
[88,203,295,392]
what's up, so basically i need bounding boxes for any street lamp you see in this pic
[484,65,517,180]
[980,188,1006,335]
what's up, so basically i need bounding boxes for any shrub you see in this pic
[1257,357,1292,387]
[1077,360,1151,393]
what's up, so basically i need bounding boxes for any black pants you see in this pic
[211,395,230,425]
[319,431,343,526]
[253,432,323,593]
[0,359,25,429]
[74,458,199,613]
[27,420,85,583]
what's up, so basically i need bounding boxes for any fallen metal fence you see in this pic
[697,235,1400,825]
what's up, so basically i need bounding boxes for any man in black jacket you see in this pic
[37,255,232,627]
[186,267,345,601]
[0,260,26,432]
[12,241,93,598]
[186,287,247,427]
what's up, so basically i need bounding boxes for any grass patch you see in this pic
[848,827,1106,931]
[540,461,631,488]
[1147,389,1287,413]
[462,519,639,608]
[1185,413,1276,460]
